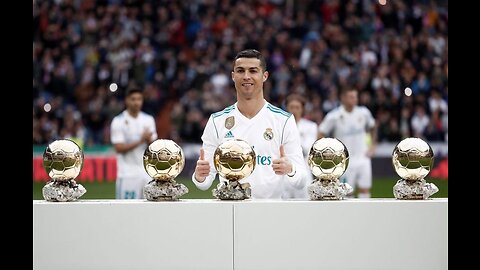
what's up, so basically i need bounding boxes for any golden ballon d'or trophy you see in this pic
[143,139,188,201]
[42,139,86,202]
[307,137,353,200]
[392,137,438,199]
[212,139,256,200]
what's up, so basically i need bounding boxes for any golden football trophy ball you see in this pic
[307,138,353,200]
[212,139,256,200]
[392,137,438,199]
[143,139,188,201]
[42,139,86,201]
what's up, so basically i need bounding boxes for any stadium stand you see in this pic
[33,0,448,147]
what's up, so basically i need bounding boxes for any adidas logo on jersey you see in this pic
[224,131,234,138]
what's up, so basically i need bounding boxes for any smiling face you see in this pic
[231,57,269,101]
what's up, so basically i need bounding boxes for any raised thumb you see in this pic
[280,145,286,157]
[199,148,205,160]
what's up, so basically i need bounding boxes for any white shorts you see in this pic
[340,157,372,189]
[116,176,150,199]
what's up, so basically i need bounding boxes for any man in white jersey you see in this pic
[318,88,376,198]
[284,94,318,199]
[111,87,158,199]
[192,49,307,199]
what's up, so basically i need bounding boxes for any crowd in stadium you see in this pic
[33,0,448,147]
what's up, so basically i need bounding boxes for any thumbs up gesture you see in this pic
[194,148,211,182]
[272,145,294,176]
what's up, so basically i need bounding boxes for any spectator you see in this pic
[32,0,448,145]
[411,105,430,139]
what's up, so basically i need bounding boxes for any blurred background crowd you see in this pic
[33,0,448,148]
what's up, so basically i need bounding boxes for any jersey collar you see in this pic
[234,100,268,122]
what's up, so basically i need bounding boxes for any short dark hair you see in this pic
[286,93,306,108]
[125,86,143,97]
[340,87,357,97]
[233,49,267,72]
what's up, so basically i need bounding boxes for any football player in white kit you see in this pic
[318,88,376,198]
[111,87,158,199]
[192,49,307,199]
[284,94,318,199]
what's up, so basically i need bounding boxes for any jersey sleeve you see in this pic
[191,115,219,190]
[318,111,335,136]
[301,121,318,155]
[110,117,126,144]
[364,107,375,129]
[281,115,307,189]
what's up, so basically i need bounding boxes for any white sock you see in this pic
[358,192,371,198]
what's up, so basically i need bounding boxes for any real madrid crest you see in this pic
[263,128,274,141]
[225,116,235,129]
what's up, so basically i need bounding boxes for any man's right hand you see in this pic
[194,148,210,182]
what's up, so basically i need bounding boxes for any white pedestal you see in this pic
[234,199,448,270]
[34,199,448,270]
[33,200,233,270]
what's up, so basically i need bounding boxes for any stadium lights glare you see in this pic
[404,87,412,97]
[109,83,118,92]
[43,103,52,112]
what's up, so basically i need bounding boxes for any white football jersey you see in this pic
[111,110,158,179]
[192,101,307,199]
[282,118,318,199]
[318,105,375,158]
[297,118,319,157]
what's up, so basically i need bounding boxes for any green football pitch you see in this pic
[33,177,448,200]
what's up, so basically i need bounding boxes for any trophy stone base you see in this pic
[213,181,251,200]
[308,179,353,200]
[393,179,438,200]
[143,179,188,201]
[42,180,86,202]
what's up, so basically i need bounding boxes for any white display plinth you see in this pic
[34,199,447,270]
[234,199,447,270]
[33,200,233,270]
